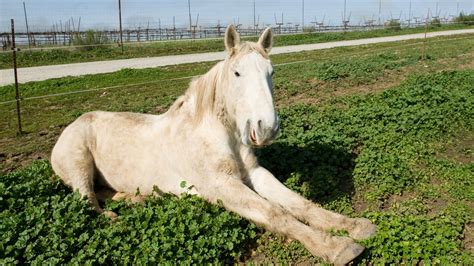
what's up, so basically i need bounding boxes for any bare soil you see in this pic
[436,131,474,164]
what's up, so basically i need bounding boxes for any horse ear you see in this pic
[225,24,240,54]
[258,27,273,53]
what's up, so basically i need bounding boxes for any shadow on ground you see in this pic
[256,141,356,205]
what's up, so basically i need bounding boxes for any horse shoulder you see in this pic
[196,123,256,180]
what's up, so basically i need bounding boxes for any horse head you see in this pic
[223,25,280,147]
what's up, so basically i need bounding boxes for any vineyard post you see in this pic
[301,0,305,32]
[421,10,429,62]
[253,0,256,35]
[11,19,23,134]
[22,2,31,48]
[118,0,124,53]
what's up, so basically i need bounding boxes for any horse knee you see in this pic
[265,207,297,232]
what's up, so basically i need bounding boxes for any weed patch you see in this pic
[0,161,257,264]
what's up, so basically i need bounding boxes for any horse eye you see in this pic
[234,71,240,77]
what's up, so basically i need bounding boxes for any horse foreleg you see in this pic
[247,167,376,240]
[199,175,364,265]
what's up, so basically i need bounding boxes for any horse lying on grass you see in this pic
[51,25,376,264]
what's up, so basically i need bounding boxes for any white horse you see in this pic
[51,25,376,264]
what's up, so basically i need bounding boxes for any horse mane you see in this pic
[193,62,222,120]
[167,42,269,123]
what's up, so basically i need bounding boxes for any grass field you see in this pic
[0,23,472,69]
[1,33,473,264]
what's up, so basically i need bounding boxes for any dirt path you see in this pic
[1,29,473,86]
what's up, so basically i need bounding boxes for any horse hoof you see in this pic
[331,241,365,265]
[350,218,377,240]
[102,210,118,221]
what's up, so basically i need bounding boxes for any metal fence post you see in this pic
[11,19,23,134]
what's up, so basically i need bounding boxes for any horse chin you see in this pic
[239,134,259,148]
[240,135,254,147]
[244,135,275,148]
[252,139,275,149]
[251,143,268,149]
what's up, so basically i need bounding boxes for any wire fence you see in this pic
[1,34,472,107]
[3,20,473,51]
[1,0,473,49]
[1,27,473,136]
[1,0,473,136]
[1,20,473,55]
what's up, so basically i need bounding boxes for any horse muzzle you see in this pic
[246,118,280,147]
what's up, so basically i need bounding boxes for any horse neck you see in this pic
[166,59,238,137]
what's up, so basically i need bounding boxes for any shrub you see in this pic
[385,19,401,31]
[430,18,442,27]
[302,27,315,33]
[72,30,110,51]
[453,12,474,25]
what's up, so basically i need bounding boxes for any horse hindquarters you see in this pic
[51,115,102,213]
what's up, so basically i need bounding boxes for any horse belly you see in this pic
[92,141,160,194]
[92,134,192,196]
[88,111,210,197]
[97,156,196,196]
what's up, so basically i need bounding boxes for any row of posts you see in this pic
[6,0,120,134]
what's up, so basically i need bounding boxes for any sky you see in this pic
[1,0,473,32]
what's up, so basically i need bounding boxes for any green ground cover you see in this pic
[1,34,473,264]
